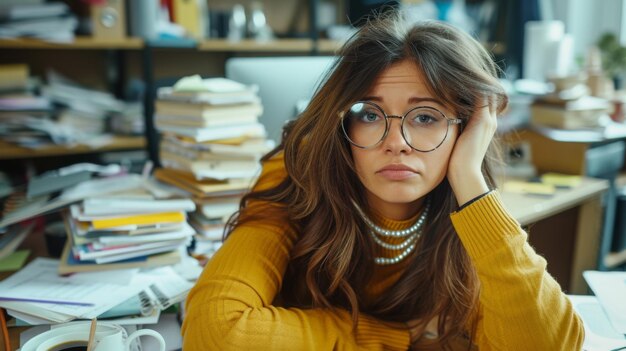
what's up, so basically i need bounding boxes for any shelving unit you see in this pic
[0,36,145,166]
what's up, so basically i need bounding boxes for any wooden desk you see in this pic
[501,177,609,294]
[503,127,626,271]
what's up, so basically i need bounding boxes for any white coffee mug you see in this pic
[20,321,166,351]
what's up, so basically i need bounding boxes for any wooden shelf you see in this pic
[0,37,144,50]
[317,39,343,54]
[198,39,314,52]
[0,136,146,159]
[0,37,504,55]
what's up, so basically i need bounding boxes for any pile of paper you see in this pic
[0,164,140,229]
[0,3,77,43]
[60,195,195,274]
[154,76,275,259]
[0,163,200,275]
[155,76,272,181]
[0,70,144,149]
[0,258,194,325]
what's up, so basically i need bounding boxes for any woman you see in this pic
[182,13,584,350]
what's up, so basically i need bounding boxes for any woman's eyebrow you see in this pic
[361,96,445,106]
[361,96,382,102]
[407,97,445,106]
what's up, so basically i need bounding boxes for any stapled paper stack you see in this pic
[154,76,275,259]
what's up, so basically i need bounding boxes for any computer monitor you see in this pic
[225,56,337,143]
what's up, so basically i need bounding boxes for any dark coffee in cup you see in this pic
[48,340,88,351]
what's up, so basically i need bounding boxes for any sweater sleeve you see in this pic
[182,154,410,351]
[450,191,584,350]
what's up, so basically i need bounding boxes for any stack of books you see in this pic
[60,192,196,274]
[531,82,611,130]
[154,76,274,258]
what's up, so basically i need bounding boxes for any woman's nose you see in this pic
[382,117,411,153]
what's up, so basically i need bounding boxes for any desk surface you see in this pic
[500,177,609,226]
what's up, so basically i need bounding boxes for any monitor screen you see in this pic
[225,56,337,143]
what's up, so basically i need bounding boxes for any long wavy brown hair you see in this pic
[225,13,508,349]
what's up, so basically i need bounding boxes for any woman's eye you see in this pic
[362,112,380,122]
[414,114,435,124]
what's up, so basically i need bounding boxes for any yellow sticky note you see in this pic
[503,180,556,195]
[540,173,582,188]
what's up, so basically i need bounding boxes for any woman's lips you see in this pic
[376,164,418,180]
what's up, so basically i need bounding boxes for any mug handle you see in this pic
[124,329,166,351]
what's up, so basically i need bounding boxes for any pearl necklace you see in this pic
[353,200,430,265]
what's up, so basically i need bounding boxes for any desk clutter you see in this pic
[0,76,272,349]
[0,163,196,349]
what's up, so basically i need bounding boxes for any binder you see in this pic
[173,0,206,38]
[98,292,154,319]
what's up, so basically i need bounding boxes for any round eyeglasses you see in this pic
[340,101,463,152]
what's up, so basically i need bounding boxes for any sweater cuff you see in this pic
[356,315,410,351]
[457,189,494,211]
[450,190,522,261]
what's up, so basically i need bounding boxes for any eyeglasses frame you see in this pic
[339,101,464,153]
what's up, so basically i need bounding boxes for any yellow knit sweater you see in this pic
[182,153,584,350]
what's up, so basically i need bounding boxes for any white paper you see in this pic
[0,258,144,318]
[80,198,195,217]
[4,303,73,324]
[583,271,626,333]
[568,295,626,350]
[97,222,195,245]
[7,308,70,325]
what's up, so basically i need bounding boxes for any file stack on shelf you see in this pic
[154,76,275,259]
[60,193,196,274]
[43,71,144,144]
[0,2,78,42]
[0,70,144,150]
[530,77,611,130]
[0,63,55,148]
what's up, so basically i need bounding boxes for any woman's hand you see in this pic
[447,97,497,206]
